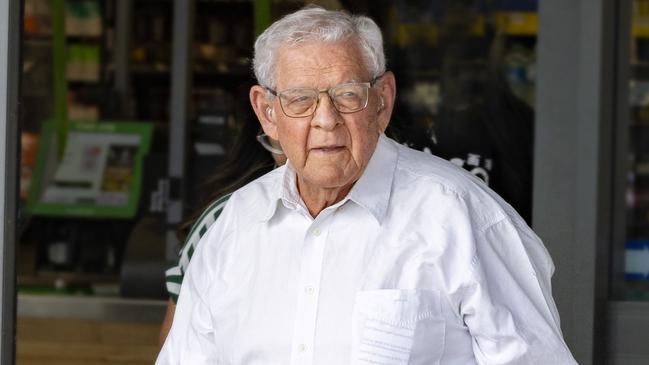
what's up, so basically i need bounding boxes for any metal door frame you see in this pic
[0,0,21,363]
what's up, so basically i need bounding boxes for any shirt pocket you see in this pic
[350,289,445,365]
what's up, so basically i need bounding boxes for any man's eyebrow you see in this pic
[339,78,364,84]
[317,78,365,85]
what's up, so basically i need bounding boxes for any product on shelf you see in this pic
[66,0,102,37]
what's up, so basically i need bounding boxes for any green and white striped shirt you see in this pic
[165,193,231,303]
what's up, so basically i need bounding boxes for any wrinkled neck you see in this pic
[296,177,354,218]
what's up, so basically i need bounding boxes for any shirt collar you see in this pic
[260,134,397,224]
[347,134,397,225]
[259,162,300,222]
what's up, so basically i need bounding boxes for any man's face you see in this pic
[267,40,388,192]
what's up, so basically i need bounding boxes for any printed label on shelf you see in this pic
[625,240,649,280]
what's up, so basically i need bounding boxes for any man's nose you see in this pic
[311,93,341,130]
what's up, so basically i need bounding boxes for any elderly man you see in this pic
[157,7,576,365]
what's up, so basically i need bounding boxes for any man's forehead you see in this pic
[274,41,369,85]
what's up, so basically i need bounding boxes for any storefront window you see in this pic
[17,0,541,301]
[16,1,541,363]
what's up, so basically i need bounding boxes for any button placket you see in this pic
[289,215,331,365]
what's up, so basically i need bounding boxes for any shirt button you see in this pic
[298,343,307,352]
[313,228,321,236]
[304,285,315,294]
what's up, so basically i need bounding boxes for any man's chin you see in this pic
[299,170,356,192]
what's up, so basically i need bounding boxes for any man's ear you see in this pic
[250,85,279,140]
[376,71,396,134]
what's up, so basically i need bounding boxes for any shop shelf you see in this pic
[494,11,538,36]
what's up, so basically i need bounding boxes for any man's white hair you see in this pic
[253,6,385,89]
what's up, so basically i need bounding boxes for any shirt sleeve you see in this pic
[460,218,577,365]
[156,193,236,364]
[164,194,232,303]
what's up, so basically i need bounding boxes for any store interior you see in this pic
[13,0,649,364]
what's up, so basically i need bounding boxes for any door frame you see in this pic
[0,0,21,363]
[534,1,649,363]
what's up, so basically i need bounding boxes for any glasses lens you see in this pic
[332,83,368,113]
[279,89,318,117]
[277,83,370,117]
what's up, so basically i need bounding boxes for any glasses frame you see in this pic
[264,76,381,118]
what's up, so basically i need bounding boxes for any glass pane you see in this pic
[19,0,158,297]
[18,1,168,363]
[365,0,537,224]
[625,0,649,300]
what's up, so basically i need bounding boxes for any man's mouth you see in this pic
[313,145,344,153]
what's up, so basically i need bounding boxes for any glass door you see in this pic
[625,0,649,301]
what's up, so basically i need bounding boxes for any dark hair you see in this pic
[178,115,275,238]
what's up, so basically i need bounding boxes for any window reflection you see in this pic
[372,0,537,223]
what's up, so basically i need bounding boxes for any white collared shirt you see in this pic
[157,135,577,365]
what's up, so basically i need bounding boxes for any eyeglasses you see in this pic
[265,77,380,118]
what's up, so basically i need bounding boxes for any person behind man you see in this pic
[157,6,577,364]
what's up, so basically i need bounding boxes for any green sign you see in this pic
[27,121,153,218]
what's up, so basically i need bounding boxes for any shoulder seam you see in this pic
[397,163,470,202]
[394,148,470,201]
